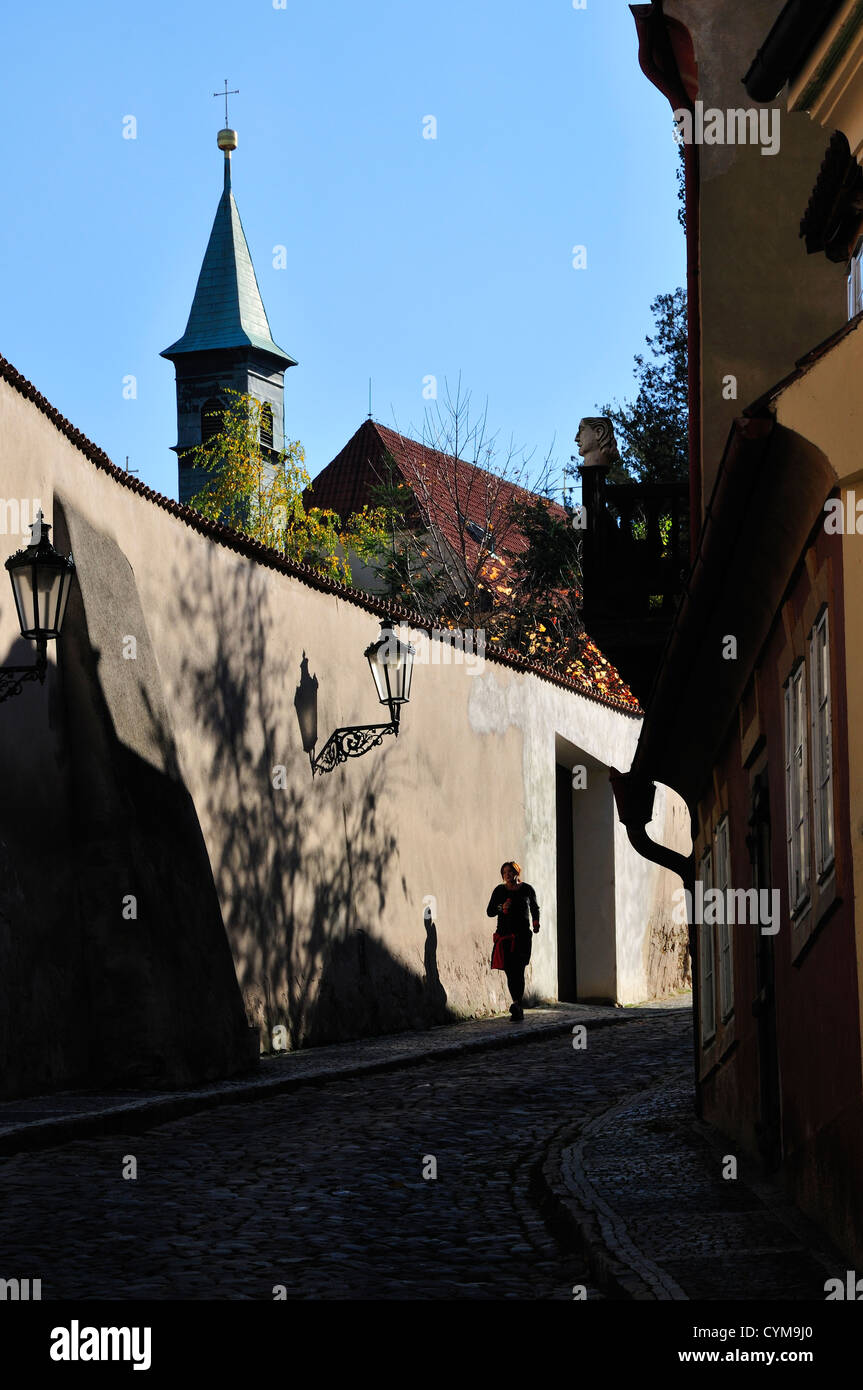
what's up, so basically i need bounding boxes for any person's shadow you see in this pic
[423,905,448,1016]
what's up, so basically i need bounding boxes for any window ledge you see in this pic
[698,1032,738,1085]
[698,1010,737,1081]
[791,875,840,964]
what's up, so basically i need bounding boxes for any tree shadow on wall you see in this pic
[169,549,455,1050]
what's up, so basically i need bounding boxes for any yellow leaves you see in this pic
[183,390,389,586]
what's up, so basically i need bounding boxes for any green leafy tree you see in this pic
[486,496,583,662]
[596,286,688,483]
[185,390,387,584]
[677,144,686,232]
[482,496,632,703]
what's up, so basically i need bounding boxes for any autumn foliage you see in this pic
[185,391,388,585]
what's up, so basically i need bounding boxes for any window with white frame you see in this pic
[809,609,834,880]
[715,815,734,1019]
[700,847,716,1044]
[784,662,810,914]
[849,240,863,319]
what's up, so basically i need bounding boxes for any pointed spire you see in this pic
[161,126,296,367]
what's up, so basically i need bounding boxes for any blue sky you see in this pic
[2,0,684,506]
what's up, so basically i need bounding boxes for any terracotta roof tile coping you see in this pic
[0,353,641,716]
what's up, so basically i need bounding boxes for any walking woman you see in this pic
[487,861,540,1021]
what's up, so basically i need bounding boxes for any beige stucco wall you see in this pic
[467,673,690,1005]
[0,374,690,1087]
[666,0,847,509]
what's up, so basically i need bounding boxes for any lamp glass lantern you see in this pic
[364,621,416,719]
[5,511,75,643]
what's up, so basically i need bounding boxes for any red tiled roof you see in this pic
[309,420,639,712]
[307,419,566,575]
[0,354,640,714]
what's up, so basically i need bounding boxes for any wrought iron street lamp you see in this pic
[311,621,416,775]
[2,510,75,703]
[364,621,415,718]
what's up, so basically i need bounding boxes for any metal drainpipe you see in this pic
[610,769,702,1117]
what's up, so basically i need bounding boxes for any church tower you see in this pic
[162,121,297,505]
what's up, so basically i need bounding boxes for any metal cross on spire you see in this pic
[213,79,239,127]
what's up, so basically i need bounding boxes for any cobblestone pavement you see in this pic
[550,1074,846,1302]
[0,1002,638,1155]
[0,1008,691,1300]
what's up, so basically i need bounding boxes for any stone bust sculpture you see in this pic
[575,416,623,471]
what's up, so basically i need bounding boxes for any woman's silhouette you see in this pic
[487,861,540,1021]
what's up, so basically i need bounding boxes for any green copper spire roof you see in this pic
[162,140,296,367]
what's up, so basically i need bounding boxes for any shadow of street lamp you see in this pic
[310,620,416,776]
[1,510,75,704]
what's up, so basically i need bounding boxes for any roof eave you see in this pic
[160,337,298,368]
[743,0,846,102]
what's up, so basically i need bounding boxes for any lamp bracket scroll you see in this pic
[308,621,415,777]
[0,639,47,704]
[310,718,398,776]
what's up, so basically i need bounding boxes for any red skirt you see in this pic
[490,931,517,970]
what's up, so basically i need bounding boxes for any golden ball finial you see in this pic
[217,128,238,152]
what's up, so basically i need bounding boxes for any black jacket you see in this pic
[486,882,540,934]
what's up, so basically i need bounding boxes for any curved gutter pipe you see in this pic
[609,763,698,1107]
[744,0,845,102]
[609,768,694,882]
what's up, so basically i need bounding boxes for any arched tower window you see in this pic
[201,399,225,443]
[260,403,274,449]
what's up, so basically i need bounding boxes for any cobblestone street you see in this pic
[0,1009,690,1300]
